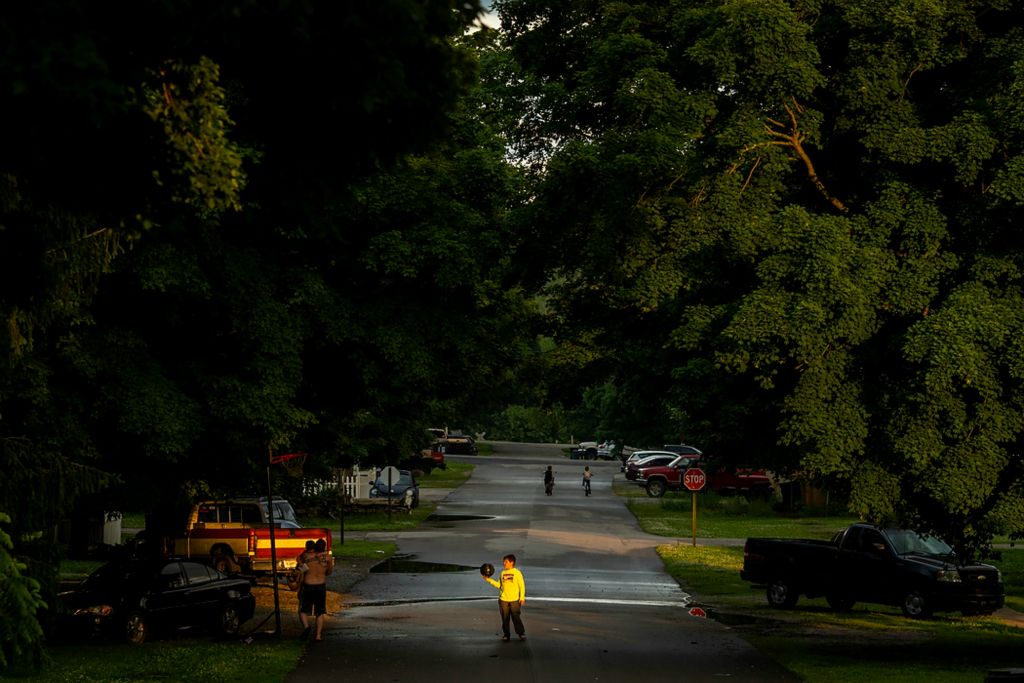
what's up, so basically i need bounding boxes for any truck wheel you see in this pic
[766,577,799,609]
[646,480,666,497]
[901,589,933,618]
[826,593,855,612]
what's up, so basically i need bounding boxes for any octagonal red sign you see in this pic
[683,468,706,491]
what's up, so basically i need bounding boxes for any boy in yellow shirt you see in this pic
[482,554,526,641]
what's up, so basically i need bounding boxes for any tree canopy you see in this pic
[3,0,1024,667]
[491,0,1024,553]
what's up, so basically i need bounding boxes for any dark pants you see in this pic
[499,600,525,637]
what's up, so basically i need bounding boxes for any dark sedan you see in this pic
[58,557,256,644]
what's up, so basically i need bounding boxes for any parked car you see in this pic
[624,452,684,481]
[402,443,446,473]
[369,469,420,508]
[570,443,599,460]
[740,523,1005,618]
[429,428,478,455]
[661,444,704,458]
[622,447,701,472]
[596,440,618,460]
[57,557,256,644]
[706,467,774,497]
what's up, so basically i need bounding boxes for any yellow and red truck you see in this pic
[171,497,331,574]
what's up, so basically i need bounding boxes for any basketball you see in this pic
[480,562,495,577]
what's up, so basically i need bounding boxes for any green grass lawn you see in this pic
[628,493,860,539]
[636,489,1024,683]
[418,461,473,488]
[10,639,304,682]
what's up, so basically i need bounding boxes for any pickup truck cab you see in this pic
[740,523,1005,618]
[428,428,477,455]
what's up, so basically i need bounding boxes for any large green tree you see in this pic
[493,0,1024,553]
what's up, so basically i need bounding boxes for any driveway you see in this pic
[288,441,800,682]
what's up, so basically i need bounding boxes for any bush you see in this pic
[0,512,46,672]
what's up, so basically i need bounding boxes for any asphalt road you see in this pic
[287,441,800,682]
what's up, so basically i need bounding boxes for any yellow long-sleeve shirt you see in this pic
[485,567,526,602]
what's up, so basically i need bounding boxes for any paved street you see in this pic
[288,441,800,682]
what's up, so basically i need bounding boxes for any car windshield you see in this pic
[883,529,954,557]
[376,473,412,486]
[80,560,158,593]
[80,562,129,591]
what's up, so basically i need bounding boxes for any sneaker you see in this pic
[519,634,526,641]
[502,635,510,641]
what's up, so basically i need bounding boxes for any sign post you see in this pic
[379,466,401,522]
[266,450,307,636]
[683,468,706,547]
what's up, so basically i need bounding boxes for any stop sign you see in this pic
[683,468,706,491]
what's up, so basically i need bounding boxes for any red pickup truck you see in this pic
[634,455,774,498]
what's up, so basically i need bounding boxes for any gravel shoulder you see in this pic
[248,557,380,637]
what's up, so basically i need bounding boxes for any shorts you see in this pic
[300,583,328,616]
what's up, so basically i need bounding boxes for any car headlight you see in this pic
[75,604,113,617]
[936,569,962,583]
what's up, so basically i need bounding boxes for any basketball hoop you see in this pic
[270,451,307,479]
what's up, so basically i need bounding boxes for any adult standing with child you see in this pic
[299,538,334,641]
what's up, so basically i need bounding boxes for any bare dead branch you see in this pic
[740,156,762,194]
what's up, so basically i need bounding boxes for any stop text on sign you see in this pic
[683,468,706,491]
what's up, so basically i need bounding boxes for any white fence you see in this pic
[338,467,373,501]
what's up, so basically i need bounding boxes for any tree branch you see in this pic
[763,98,849,214]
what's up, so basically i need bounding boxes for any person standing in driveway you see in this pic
[582,466,592,496]
[483,554,526,641]
[543,465,555,495]
[299,538,334,641]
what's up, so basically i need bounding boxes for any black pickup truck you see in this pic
[740,523,1005,618]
